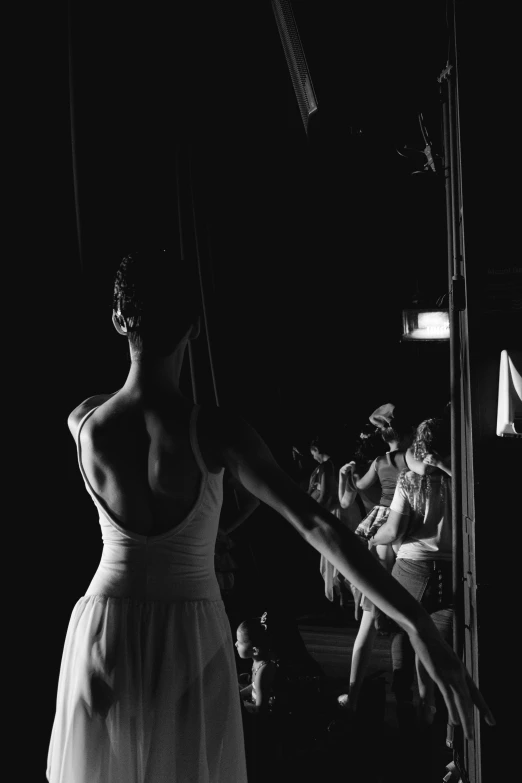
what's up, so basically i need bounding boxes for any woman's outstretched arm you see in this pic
[210,409,495,739]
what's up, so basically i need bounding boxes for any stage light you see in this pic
[401,308,450,341]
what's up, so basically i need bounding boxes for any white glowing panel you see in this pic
[496,349,522,437]
[401,309,450,341]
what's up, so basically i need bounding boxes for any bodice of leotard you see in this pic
[77,405,224,602]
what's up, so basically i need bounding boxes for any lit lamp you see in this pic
[401,308,450,341]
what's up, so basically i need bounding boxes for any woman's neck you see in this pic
[123,340,189,397]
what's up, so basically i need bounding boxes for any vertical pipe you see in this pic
[441,69,460,654]
[447,5,464,662]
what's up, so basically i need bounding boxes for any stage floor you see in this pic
[248,615,454,783]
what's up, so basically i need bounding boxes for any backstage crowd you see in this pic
[220,401,454,780]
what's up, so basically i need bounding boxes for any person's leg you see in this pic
[389,559,431,731]
[375,543,395,573]
[416,562,454,724]
[415,656,436,724]
[338,608,378,712]
[391,629,416,722]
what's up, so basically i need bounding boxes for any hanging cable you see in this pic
[188,151,220,408]
[175,148,198,404]
[68,0,84,277]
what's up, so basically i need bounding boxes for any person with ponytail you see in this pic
[370,417,453,729]
[334,414,414,718]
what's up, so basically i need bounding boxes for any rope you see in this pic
[188,151,220,408]
[68,1,84,277]
[175,149,198,403]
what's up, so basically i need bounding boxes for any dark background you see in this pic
[15,1,513,776]
[56,0,454,616]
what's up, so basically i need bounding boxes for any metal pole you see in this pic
[448,2,465,664]
[439,2,472,774]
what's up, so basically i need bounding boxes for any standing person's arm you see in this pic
[321,460,339,513]
[316,469,326,505]
[210,409,494,738]
[242,662,276,714]
[405,448,452,477]
[371,510,409,545]
[339,462,358,508]
[372,480,411,546]
[354,459,380,491]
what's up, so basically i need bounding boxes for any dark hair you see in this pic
[353,424,386,464]
[380,415,414,447]
[412,417,451,460]
[113,249,200,356]
[397,417,451,515]
[309,435,331,456]
[237,612,282,656]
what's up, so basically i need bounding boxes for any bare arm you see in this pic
[405,448,452,477]
[212,409,494,737]
[321,463,339,512]
[354,460,379,491]
[239,683,253,699]
[242,662,276,714]
[371,509,409,546]
[339,462,358,508]
[423,454,452,476]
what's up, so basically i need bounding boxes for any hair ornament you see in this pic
[260,612,268,631]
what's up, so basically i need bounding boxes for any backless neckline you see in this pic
[76,403,209,542]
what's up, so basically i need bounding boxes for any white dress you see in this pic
[47,406,247,782]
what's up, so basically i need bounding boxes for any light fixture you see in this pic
[401,308,450,342]
[496,349,522,437]
[272,0,318,135]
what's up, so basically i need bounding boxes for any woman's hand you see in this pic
[339,461,356,476]
[407,621,495,739]
[423,452,452,476]
[423,453,442,468]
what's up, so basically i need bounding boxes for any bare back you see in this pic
[74,392,223,537]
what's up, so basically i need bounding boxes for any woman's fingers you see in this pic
[411,631,495,742]
[437,679,461,730]
[466,672,496,727]
[451,679,475,740]
[431,663,495,741]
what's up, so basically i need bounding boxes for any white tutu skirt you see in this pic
[47,595,247,783]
